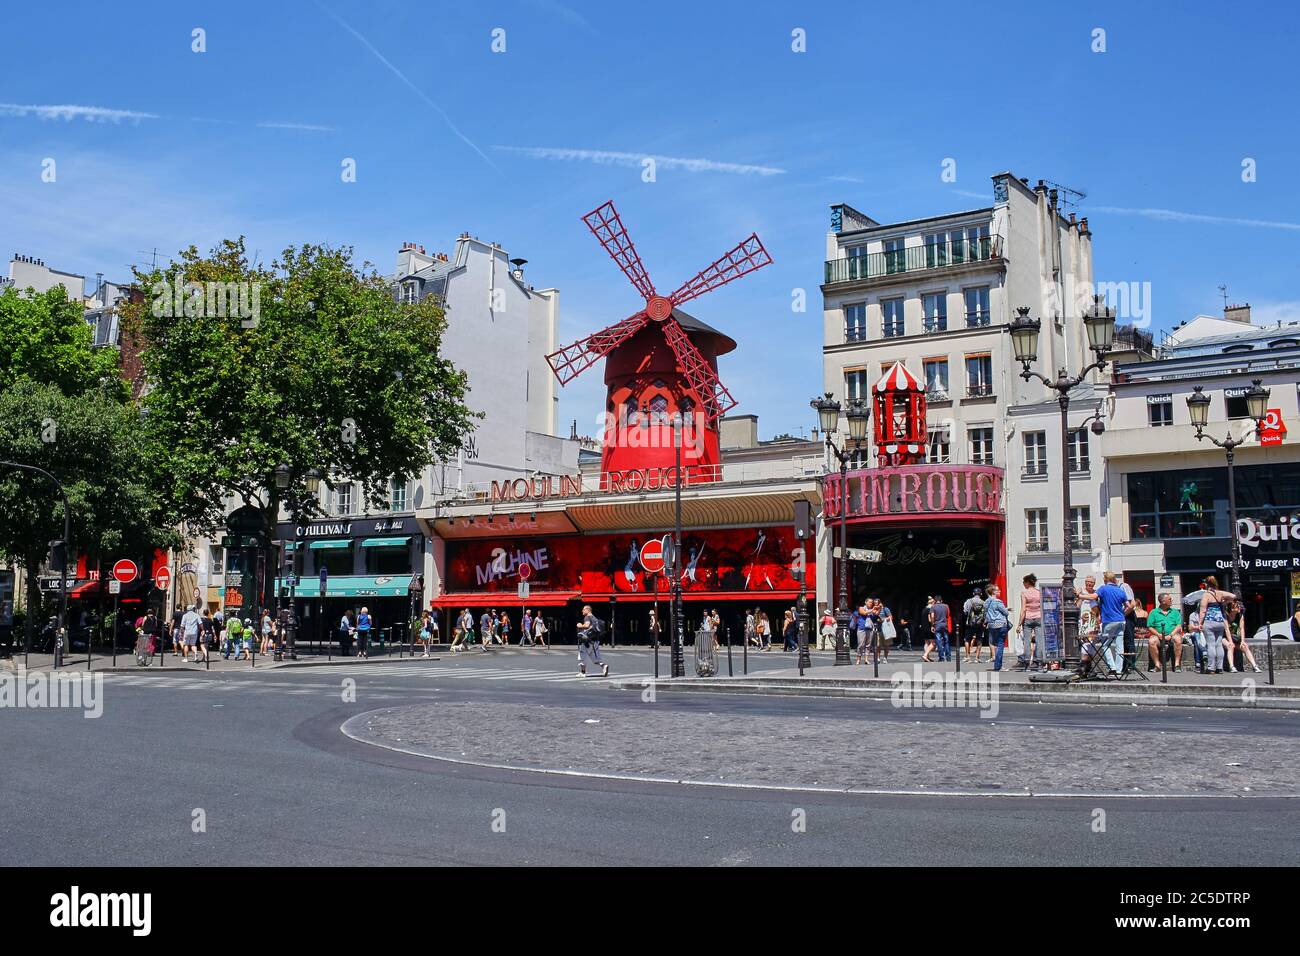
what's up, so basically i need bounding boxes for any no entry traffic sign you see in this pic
[154,566,171,591]
[518,561,533,581]
[111,559,139,584]
[640,536,668,575]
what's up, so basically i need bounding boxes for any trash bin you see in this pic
[695,629,717,677]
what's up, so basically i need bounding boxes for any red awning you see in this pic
[431,591,581,608]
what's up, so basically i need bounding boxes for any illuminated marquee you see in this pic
[824,464,1004,520]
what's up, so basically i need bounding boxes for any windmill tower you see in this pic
[545,201,772,486]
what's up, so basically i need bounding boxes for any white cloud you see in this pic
[493,146,785,177]
[0,102,158,123]
[1090,205,1300,232]
[256,121,337,132]
[1247,300,1300,326]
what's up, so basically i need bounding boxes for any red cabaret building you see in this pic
[814,361,1007,641]
[422,436,824,646]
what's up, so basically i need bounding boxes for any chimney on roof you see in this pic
[1225,302,1251,324]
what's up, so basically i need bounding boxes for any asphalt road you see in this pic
[3,648,1298,866]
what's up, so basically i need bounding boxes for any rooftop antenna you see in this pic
[1218,284,1229,310]
[1043,180,1087,208]
[136,248,162,270]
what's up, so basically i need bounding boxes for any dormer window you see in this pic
[401,282,417,304]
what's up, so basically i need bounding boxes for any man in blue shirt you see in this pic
[929,595,952,662]
[1093,571,1132,674]
[982,584,1011,671]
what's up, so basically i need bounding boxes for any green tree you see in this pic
[122,237,476,540]
[0,381,177,645]
[0,286,124,398]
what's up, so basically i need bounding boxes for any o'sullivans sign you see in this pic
[824,464,1004,520]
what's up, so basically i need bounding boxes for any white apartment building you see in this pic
[818,172,1099,624]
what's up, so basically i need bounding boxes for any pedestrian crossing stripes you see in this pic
[98,664,650,689]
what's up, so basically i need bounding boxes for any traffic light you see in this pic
[47,539,67,572]
[794,499,814,540]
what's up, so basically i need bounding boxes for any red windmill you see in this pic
[546,201,772,485]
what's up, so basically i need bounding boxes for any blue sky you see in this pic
[3,0,1299,439]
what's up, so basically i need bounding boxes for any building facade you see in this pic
[1102,309,1300,631]
[818,172,1098,635]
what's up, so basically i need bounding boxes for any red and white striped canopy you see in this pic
[874,360,921,393]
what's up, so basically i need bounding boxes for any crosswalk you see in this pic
[100,662,651,690]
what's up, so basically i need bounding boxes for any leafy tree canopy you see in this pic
[0,380,178,567]
[121,238,477,535]
[0,285,126,399]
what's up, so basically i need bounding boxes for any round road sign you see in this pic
[111,559,139,584]
[640,536,667,575]
[154,566,171,590]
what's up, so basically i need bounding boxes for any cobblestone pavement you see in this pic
[347,700,1300,796]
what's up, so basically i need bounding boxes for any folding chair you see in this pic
[1075,629,1126,681]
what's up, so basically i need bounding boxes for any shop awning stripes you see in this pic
[307,539,352,550]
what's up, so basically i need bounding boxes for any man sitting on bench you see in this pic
[1146,592,1183,672]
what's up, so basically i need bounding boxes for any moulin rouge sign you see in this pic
[490,467,698,503]
[824,464,1004,520]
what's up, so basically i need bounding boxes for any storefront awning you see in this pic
[360,536,410,548]
[431,590,581,608]
[275,574,413,597]
[307,539,352,550]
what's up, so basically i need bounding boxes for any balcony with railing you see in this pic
[965,310,991,328]
[922,317,948,334]
[1022,462,1048,479]
[825,236,1001,285]
[1026,539,1050,552]
[966,382,995,399]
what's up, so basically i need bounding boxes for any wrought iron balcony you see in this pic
[1022,463,1048,478]
[923,317,948,334]
[966,383,995,398]
[1026,539,1050,552]
[825,236,1001,285]
[965,311,992,328]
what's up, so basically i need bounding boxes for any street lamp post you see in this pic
[1008,296,1116,666]
[1186,379,1272,683]
[274,464,321,661]
[810,393,870,666]
[670,411,686,678]
[0,461,70,668]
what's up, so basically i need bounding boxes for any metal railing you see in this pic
[1022,463,1048,477]
[965,311,992,327]
[923,317,948,334]
[825,236,1000,284]
[1026,539,1050,552]
[845,323,868,343]
[966,383,995,398]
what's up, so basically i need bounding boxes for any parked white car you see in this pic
[1252,619,1299,641]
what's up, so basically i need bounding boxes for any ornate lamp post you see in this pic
[1008,295,1116,664]
[274,464,322,660]
[811,393,870,666]
[1185,379,1271,682]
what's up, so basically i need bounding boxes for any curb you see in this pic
[612,678,1300,710]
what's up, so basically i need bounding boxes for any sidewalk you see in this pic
[614,647,1300,710]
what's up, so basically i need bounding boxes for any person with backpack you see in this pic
[223,614,244,659]
[962,587,986,664]
[576,603,609,677]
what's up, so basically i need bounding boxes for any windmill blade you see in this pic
[661,318,738,426]
[582,201,657,302]
[545,310,650,384]
[668,234,772,307]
